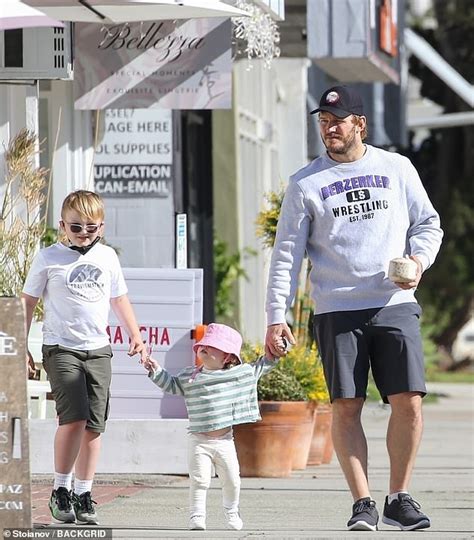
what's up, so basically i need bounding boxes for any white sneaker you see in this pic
[189,515,206,530]
[225,510,243,530]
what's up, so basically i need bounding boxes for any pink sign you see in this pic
[74,19,232,110]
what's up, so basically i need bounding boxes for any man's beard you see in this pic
[324,126,358,155]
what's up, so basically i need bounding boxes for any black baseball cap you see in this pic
[310,85,364,118]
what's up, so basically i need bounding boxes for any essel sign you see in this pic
[94,109,173,198]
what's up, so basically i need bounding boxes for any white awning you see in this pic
[0,0,63,30]
[23,0,249,23]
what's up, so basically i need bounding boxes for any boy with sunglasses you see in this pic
[22,190,147,525]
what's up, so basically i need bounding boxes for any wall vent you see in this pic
[0,25,73,80]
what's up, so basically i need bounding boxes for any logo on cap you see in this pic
[325,91,340,104]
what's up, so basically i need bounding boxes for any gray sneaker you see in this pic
[382,494,430,530]
[347,497,379,531]
[73,491,99,525]
[49,487,76,524]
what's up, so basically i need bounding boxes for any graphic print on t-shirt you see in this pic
[66,262,106,302]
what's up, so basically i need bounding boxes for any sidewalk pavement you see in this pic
[32,382,474,539]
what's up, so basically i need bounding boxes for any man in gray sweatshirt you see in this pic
[265,85,443,532]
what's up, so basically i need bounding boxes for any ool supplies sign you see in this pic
[94,109,173,198]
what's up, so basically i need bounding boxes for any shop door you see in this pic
[181,110,214,323]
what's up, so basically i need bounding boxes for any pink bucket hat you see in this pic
[193,323,243,364]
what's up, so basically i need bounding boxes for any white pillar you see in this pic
[50,81,94,224]
[0,84,31,182]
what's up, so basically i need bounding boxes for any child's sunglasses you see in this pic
[63,222,103,234]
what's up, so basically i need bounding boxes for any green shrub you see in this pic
[242,342,330,402]
[257,368,307,401]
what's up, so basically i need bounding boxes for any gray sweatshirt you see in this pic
[266,145,443,323]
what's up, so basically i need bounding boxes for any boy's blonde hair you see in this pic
[61,190,105,221]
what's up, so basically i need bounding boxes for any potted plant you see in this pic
[0,129,50,378]
[233,343,320,477]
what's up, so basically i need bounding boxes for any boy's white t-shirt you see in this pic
[23,242,128,350]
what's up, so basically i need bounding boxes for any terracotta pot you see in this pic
[307,403,333,466]
[234,401,312,477]
[291,401,317,470]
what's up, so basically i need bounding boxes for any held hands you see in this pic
[127,337,148,364]
[265,323,295,359]
[127,339,159,372]
[394,255,423,290]
[143,354,159,373]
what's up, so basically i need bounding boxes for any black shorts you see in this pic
[313,303,426,404]
[42,344,112,433]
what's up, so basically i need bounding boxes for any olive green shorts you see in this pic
[42,344,113,433]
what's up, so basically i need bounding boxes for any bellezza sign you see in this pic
[74,19,232,110]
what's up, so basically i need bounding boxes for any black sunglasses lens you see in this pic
[70,224,83,233]
[85,225,99,233]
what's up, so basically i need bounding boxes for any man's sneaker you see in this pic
[49,487,76,524]
[73,491,99,525]
[382,494,431,531]
[189,514,206,530]
[347,497,379,531]
[224,510,243,530]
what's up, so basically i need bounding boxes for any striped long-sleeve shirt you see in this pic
[148,357,276,433]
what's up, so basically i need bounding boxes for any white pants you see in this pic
[187,431,241,518]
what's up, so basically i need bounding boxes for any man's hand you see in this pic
[143,355,159,373]
[395,255,423,290]
[127,337,147,364]
[265,323,295,359]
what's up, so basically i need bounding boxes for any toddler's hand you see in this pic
[275,336,290,355]
[144,355,159,373]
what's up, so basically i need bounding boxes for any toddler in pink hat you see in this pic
[143,323,284,532]
[192,323,243,367]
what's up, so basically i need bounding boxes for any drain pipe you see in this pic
[405,28,474,108]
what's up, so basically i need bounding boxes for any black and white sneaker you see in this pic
[49,487,76,524]
[73,491,99,525]
[382,494,431,530]
[347,497,379,531]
